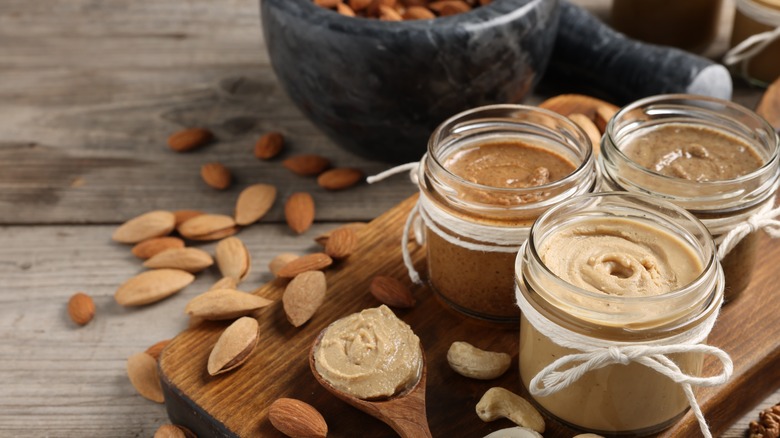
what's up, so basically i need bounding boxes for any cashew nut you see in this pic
[483,427,543,438]
[447,341,511,380]
[476,387,545,433]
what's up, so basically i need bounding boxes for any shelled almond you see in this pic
[143,247,214,273]
[145,339,171,361]
[234,184,276,226]
[67,292,95,326]
[254,131,285,160]
[131,237,185,260]
[112,210,176,244]
[370,275,416,308]
[127,352,164,403]
[114,269,195,306]
[282,271,327,327]
[215,237,251,282]
[318,0,489,19]
[269,398,328,438]
[275,253,333,278]
[185,289,273,320]
[282,154,331,176]
[317,168,364,191]
[178,214,237,241]
[201,162,232,190]
[324,227,358,259]
[284,192,315,235]
[168,127,212,152]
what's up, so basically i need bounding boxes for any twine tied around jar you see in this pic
[723,25,780,79]
[516,278,733,438]
[715,202,780,261]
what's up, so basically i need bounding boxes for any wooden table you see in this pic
[0,0,776,436]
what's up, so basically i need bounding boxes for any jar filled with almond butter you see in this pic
[600,94,780,302]
[727,0,780,85]
[417,104,597,323]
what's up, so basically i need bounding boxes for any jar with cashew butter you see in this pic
[516,192,730,436]
[417,104,597,323]
[600,94,780,302]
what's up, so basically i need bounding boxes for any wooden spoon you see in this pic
[309,334,432,438]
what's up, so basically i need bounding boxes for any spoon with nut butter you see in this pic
[309,305,431,438]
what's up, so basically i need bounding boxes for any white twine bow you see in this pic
[723,26,780,80]
[716,205,780,260]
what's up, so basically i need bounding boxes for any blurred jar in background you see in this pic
[726,0,780,85]
[611,0,724,54]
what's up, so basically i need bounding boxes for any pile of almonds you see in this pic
[314,0,492,20]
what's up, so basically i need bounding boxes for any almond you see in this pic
[404,6,436,19]
[201,162,232,190]
[314,0,340,7]
[254,131,285,160]
[154,424,196,438]
[757,77,780,130]
[324,227,358,259]
[168,127,212,152]
[275,253,333,278]
[370,275,416,308]
[131,237,185,260]
[317,168,364,190]
[115,269,195,306]
[349,0,373,11]
[207,316,259,375]
[285,192,315,234]
[337,3,356,16]
[173,210,204,226]
[127,352,164,403]
[210,276,238,291]
[269,253,300,277]
[428,0,470,15]
[235,184,277,226]
[145,339,171,362]
[594,105,618,134]
[143,247,214,273]
[282,154,331,176]
[112,210,176,244]
[379,4,403,20]
[539,94,619,121]
[178,214,236,240]
[283,271,327,327]
[67,292,95,326]
[314,222,367,246]
[215,237,251,282]
[269,398,328,438]
[185,289,273,320]
[567,113,603,155]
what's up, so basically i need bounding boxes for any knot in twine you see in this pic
[717,205,780,261]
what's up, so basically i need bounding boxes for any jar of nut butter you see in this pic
[515,192,730,436]
[418,104,597,323]
[726,0,780,85]
[600,94,780,302]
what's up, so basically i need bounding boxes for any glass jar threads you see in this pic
[600,94,780,301]
[417,104,597,323]
[515,192,731,436]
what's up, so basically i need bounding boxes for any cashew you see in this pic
[476,387,545,433]
[483,427,543,438]
[447,341,511,380]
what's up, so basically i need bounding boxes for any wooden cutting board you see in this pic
[159,195,780,437]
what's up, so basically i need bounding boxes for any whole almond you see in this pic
[283,271,327,327]
[337,3,356,16]
[317,168,364,191]
[285,192,315,234]
[154,424,196,438]
[594,105,618,134]
[349,0,373,11]
[379,5,403,20]
[314,222,367,246]
[324,227,358,259]
[428,0,470,15]
[215,236,251,282]
[539,94,619,121]
[185,289,273,320]
[168,127,212,152]
[269,398,328,438]
[404,6,436,19]
[275,253,333,278]
[757,78,780,129]
[568,113,603,154]
[145,339,171,361]
[201,162,232,190]
[131,237,185,260]
[67,292,95,326]
[173,210,204,226]
[269,253,300,277]
[187,226,239,241]
[210,276,238,291]
[370,275,416,308]
[207,316,259,375]
[178,214,236,240]
[254,131,285,160]
[115,269,195,306]
[282,154,331,176]
[235,184,277,226]
[127,352,164,403]
[112,210,176,244]
[314,0,340,7]
[143,247,214,273]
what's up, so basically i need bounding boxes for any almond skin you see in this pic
[283,271,327,327]
[215,236,251,281]
[269,398,328,438]
[269,253,299,277]
[207,316,259,375]
[254,131,284,160]
[428,0,471,15]
[285,192,315,234]
[178,214,236,240]
[145,339,171,362]
[275,253,333,278]
[143,247,214,273]
[187,226,238,242]
[235,184,276,226]
[112,210,176,244]
[131,237,185,260]
[370,275,416,308]
[168,127,212,152]
[185,289,273,320]
[201,162,232,190]
[317,168,364,191]
[114,269,195,306]
[67,292,95,326]
[127,352,164,403]
[324,227,358,259]
[282,154,331,176]
[173,210,204,227]
[315,222,367,246]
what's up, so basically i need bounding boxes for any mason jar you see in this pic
[600,94,780,302]
[417,104,597,323]
[729,0,780,85]
[516,192,728,436]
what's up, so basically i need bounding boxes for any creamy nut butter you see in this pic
[420,105,597,323]
[314,305,422,399]
[516,193,729,436]
[601,95,780,301]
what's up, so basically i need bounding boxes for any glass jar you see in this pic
[418,104,597,323]
[600,94,780,302]
[729,0,780,85]
[610,0,724,54]
[516,192,726,436]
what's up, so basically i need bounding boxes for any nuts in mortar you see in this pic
[476,387,545,433]
[447,341,511,380]
[314,0,493,20]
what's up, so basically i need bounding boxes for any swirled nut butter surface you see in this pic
[314,305,422,400]
[620,123,763,181]
[539,217,703,296]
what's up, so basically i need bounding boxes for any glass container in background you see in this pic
[728,0,780,85]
